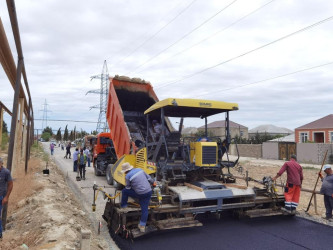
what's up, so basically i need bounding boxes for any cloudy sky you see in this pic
[1,0,333,134]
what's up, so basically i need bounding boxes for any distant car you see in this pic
[39,138,45,142]
[71,142,76,147]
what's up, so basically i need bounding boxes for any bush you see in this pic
[1,133,9,151]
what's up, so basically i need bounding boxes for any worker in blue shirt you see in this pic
[120,162,155,233]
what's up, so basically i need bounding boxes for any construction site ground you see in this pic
[0,143,332,249]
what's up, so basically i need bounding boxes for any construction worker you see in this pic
[272,154,303,214]
[120,162,155,233]
[319,164,333,220]
[77,149,87,180]
[72,148,79,172]
[84,147,91,167]
[0,157,13,240]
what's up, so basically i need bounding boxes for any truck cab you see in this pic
[93,132,117,176]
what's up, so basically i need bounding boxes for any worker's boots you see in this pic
[138,224,145,233]
[281,207,292,214]
[291,207,296,215]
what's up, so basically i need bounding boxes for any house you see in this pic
[181,127,198,136]
[295,114,333,143]
[198,120,248,139]
[249,124,292,138]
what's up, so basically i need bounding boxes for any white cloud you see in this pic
[1,0,333,134]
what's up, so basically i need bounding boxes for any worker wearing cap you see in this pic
[319,164,333,220]
[120,162,155,233]
[272,154,303,214]
[0,157,13,239]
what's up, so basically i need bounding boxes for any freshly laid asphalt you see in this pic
[43,143,333,250]
[116,215,333,250]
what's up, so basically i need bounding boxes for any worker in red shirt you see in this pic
[272,154,303,214]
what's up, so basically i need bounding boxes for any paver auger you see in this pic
[102,97,285,239]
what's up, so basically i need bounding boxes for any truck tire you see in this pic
[94,162,101,176]
[106,164,113,185]
[113,180,123,190]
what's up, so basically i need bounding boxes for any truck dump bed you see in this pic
[106,76,168,158]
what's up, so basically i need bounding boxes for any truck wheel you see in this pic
[106,164,113,185]
[94,165,101,176]
[113,180,123,190]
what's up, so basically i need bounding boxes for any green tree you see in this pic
[69,131,74,141]
[43,126,53,136]
[2,121,8,134]
[91,130,98,135]
[41,132,51,141]
[56,127,62,141]
[63,125,69,141]
[73,126,76,140]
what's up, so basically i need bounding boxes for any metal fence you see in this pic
[0,0,34,229]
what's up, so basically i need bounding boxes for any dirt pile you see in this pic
[0,148,108,249]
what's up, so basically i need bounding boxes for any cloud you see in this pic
[1,0,333,135]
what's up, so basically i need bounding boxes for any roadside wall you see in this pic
[229,144,262,158]
[296,143,332,164]
[262,142,279,160]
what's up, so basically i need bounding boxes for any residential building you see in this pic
[295,114,333,143]
[198,120,248,139]
[249,124,292,138]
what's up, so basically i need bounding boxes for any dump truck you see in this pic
[101,77,285,239]
[92,132,117,178]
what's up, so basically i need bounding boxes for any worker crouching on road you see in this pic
[319,164,333,220]
[272,154,303,214]
[120,162,155,233]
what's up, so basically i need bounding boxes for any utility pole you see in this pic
[86,60,109,133]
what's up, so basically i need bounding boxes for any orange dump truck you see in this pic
[92,132,117,177]
[104,75,172,184]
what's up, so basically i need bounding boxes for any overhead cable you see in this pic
[137,0,276,74]
[196,61,333,97]
[155,15,333,90]
[129,0,238,74]
[113,0,198,67]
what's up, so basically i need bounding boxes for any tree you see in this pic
[41,132,51,142]
[2,121,8,134]
[73,126,76,140]
[69,131,74,141]
[91,130,98,135]
[43,126,53,136]
[56,127,62,141]
[63,125,69,141]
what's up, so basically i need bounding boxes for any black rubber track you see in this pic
[110,215,333,250]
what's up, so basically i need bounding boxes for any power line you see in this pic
[34,119,98,124]
[113,0,198,68]
[129,0,238,74]
[155,14,333,90]
[108,1,185,67]
[136,0,276,74]
[196,61,333,97]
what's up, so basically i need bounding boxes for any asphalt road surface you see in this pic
[116,215,333,250]
[44,143,333,250]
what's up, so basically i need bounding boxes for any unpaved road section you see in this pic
[0,143,118,249]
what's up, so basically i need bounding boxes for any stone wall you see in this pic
[229,144,262,158]
[297,143,332,164]
[262,142,279,160]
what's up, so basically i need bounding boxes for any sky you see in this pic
[1,0,333,135]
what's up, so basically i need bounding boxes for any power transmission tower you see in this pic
[40,99,52,130]
[86,60,109,133]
